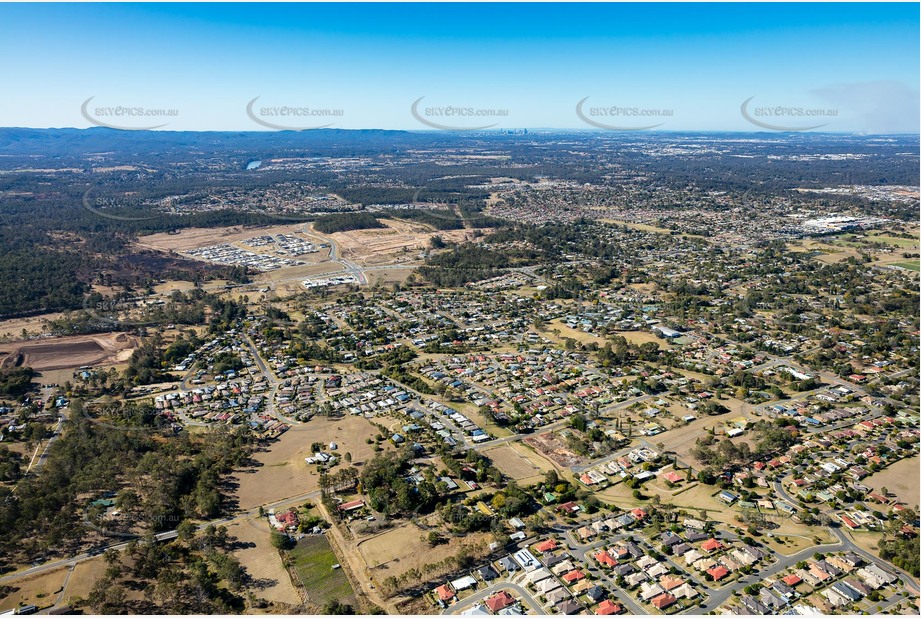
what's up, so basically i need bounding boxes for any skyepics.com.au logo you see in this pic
[82,187,159,222]
[78,400,172,435]
[81,292,155,328]
[246,96,344,130]
[411,97,509,130]
[81,97,178,130]
[740,96,837,131]
[576,97,673,130]
[84,504,185,539]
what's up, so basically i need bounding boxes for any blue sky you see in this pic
[0,2,917,132]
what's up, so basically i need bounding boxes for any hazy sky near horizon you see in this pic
[0,2,918,132]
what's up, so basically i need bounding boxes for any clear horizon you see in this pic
[0,2,918,133]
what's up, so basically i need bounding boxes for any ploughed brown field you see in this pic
[0,332,139,371]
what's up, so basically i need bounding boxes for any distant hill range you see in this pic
[0,127,426,155]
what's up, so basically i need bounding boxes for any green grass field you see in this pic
[836,232,919,250]
[867,233,919,249]
[891,260,920,272]
[287,535,355,609]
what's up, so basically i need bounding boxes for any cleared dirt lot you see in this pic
[136,224,318,253]
[232,415,382,510]
[0,332,139,372]
[329,218,475,267]
[227,518,301,606]
[523,431,586,468]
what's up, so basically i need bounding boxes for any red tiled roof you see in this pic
[594,550,618,567]
[652,593,677,609]
[563,570,586,583]
[535,539,558,553]
[276,510,298,526]
[663,471,683,483]
[840,515,859,529]
[660,576,684,591]
[783,574,802,586]
[485,591,515,612]
[707,566,730,581]
[338,499,365,511]
[435,584,455,601]
[595,600,622,615]
[701,538,723,552]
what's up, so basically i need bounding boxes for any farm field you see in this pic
[286,535,355,610]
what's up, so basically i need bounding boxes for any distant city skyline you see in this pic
[0,2,918,133]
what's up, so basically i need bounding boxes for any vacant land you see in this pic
[655,412,751,465]
[287,535,355,610]
[864,456,920,509]
[357,524,492,582]
[0,312,68,340]
[619,330,672,347]
[599,218,673,234]
[483,443,546,485]
[58,557,107,608]
[227,519,301,606]
[598,479,726,520]
[327,218,474,267]
[0,332,139,372]
[0,566,68,612]
[232,415,381,510]
[546,319,605,345]
[544,320,671,351]
[860,232,919,249]
[136,224,319,253]
[523,431,586,468]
